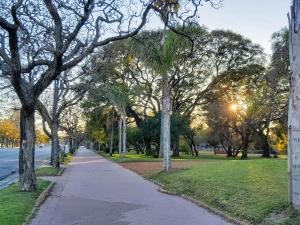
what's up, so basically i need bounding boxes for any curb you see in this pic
[57,167,65,176]
[151,180,249,225]
[22,181,55,225]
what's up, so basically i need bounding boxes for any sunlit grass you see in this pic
[150,159,295,224]
[100,150,297,223]
[100,152,162,163]
[100,150,282,163]
[61,153,73,164]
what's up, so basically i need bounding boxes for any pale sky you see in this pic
[197,0,290,55]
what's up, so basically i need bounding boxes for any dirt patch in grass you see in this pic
[120,160,204,176]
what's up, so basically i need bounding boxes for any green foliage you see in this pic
[83,26,287,161]
[91,129,106,144]
[170,113,190,143]
[178,137,190,153]
[0,180,50,225]
[104,83,129,113]
[85,107,112,143]
[127,126,144,152]
[140,114,161,156]
[129,30,189,76]
[125,112,192,156]
[269,27,289,88]
[62,153,73,164]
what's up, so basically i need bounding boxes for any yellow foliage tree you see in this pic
[35,129,49,144]
[92,129,106,144]
[0,119,20,147]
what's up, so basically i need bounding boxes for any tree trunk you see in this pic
[122,113,126,154]
[241,147,248,160]
[51,120,60,168]
[260,132,270,157]
[241,133,249,160]
[19,106,37,191]
[226,146,233,157]
[288,2,300,209]
[145,139,152,156]
[51,79,60,168]
[172,136,180,157]
[161,76,171,171]
[193,145,199,157]
[118,117,122,155]
[159,112,164,158]
[72,137,77,153]
[75,138,79,149]
[69,138,73,154]
[109,122,114,156]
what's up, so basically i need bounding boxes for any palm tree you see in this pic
[105,83,129,156]
[130,28,184,171]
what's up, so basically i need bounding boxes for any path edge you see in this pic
[95,150,249,225]
[151,179,249,225]
[57,167,65,176]
[22,181,55,225]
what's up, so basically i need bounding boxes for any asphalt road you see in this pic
[30,147,231,225]
[0,146,51,189]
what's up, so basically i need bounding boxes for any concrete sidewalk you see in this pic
[30,147,232,225]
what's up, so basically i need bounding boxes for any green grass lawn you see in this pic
[36,166,61,176]
[0,180,51,225]
[100,151,299,224]
[149,158,299,224]
[100,151,272,163]
[100,152,162,163]
[100,151,231,163]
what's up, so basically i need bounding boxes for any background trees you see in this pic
[0,0,291,195]
[37,70,88,168]
[0,118,19,147]
[82,26,288,161]
[0,0,205,191]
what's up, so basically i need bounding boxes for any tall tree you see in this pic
[37,72,86,168]
[288,0,300,210]
[60,105,83,153]
[105,84,129,155]
[131,30,184,170]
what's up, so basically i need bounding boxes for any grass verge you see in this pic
[61,152,73,164]
[99,151,273,163]
[36,166,62,176]
[100,151,299,224]
[99,152,162,163]
[149,159,299,224]
[0,180,51,225]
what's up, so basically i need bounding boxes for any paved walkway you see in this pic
[30,147,232,225]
